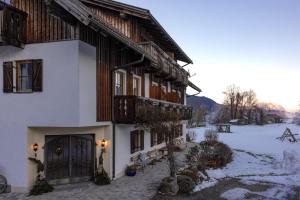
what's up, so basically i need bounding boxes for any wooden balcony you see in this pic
[114,96,192,124]
[139,41,188,85]
[0,2,27,48]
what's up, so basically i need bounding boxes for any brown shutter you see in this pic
[32,59,43,92]
[130,131,135,154]
[150,129,154,147]
[3,62,13,93]
[140,130,144,150]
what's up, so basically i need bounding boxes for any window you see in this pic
[130,130,144,154]
[115,71,125,95]
[17,61,33,92]
[3,60,43,93]
[150,129,164,147]
[133,76,140,96]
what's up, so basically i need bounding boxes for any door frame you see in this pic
[44,133,96,185]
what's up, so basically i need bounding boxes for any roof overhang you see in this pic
[80,0,193,64]
[44,0,154,63]
[188,81,202,93]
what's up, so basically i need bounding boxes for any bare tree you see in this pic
[135,105,180,177]
[223,84,240,119]
[221,85,257,124]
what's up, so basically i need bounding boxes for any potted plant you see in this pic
[125,165,137,176]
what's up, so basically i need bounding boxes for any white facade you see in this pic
[0,40,113,192]
[114,123,187,178]
[0,40,188,193]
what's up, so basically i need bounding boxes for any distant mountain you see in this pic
[187,96,219,111]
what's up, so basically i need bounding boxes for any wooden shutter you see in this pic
[3,62,13,93]
[32,59,43,92]
[150,130,154,147]
[140,130,144,150]
[130,131,135,154]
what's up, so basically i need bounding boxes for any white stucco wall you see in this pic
[78,42,97,126]
[115,124,167,178]
[0,40,103,191]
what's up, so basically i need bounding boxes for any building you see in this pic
[0,0,201,192]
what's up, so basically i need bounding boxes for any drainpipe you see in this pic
[111,54,145,179]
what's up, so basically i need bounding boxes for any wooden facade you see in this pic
[3,0,192,122]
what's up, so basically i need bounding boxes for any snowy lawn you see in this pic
[189,123,300,199]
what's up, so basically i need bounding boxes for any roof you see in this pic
[45,0,154,63]
[45,0,197,87]
[188,81,202,93]
[80,0,193,64]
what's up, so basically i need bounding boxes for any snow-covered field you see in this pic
[189,123,300,199]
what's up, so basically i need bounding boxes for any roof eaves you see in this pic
[188,81,202,93]
[49,0,154,63]
[80,0,193,64]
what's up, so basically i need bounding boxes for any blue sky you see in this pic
[119,0,300,111]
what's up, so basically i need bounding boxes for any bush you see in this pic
[204,129,218,143]
[178,166,200,184]
[158,176,179,195]
[213,142,232,166]
[186,145,201,165]
[29,177,53,196]
[94,169,111,185]
[186,141,233,169]
[177,175,195,194]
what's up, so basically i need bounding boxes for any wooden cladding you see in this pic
[90,7,132,39]
[114,95,192,124]
[96,35,111,121]
[0,3,27,47]
[150,85,182,104]
[11,0,78,44]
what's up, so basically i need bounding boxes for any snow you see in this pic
[229,119,239,123]
[220,188,250,200]
[190,123,300,197]
[192,123,300,160]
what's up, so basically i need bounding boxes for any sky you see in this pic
[119,0,300,111]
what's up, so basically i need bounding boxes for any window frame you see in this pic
[132,75,141,96]
[150,129,164,147]
[115,70,126,96]
[130,130,144,154]
[15,60,34,93]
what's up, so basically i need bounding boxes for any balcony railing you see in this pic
[0,3,27,47]
[149,85,183,104]
[139,41,188,85]
[114,96,192,124]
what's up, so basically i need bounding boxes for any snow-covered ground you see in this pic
[189,123,300,199]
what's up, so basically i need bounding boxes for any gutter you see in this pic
[187,81,202,97]
[181,63,190,68]
[111,54,145,179]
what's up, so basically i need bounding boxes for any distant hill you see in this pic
[187,96,219,111]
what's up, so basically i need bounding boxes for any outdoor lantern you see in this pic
[101,139,107,149]
[33,143,39,152]
[32,143,39,158]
